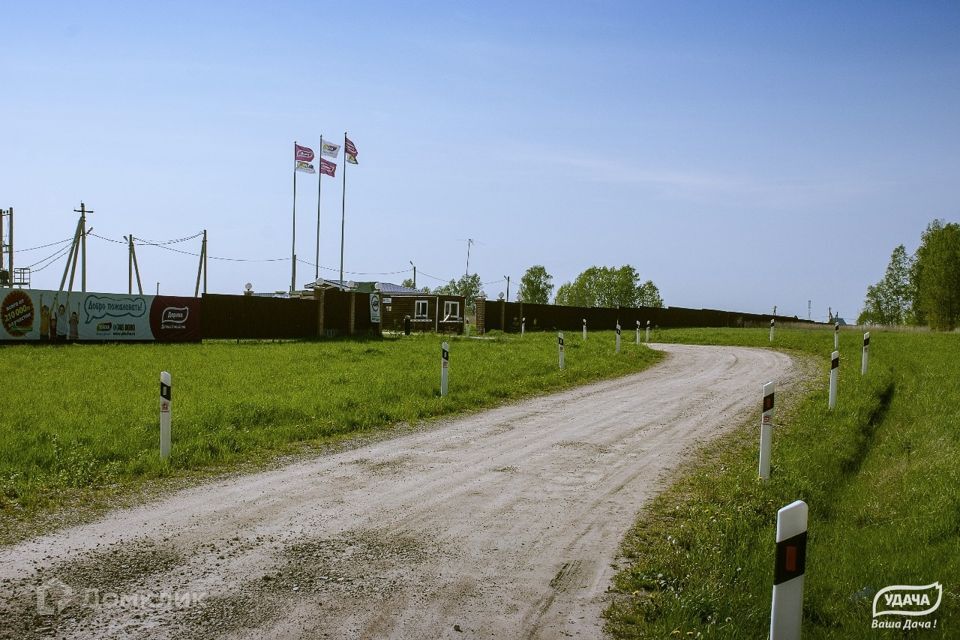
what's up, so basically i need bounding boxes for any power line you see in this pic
[25,243,73,272]
[13,237,75,253]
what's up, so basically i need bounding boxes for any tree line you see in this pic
[858,219,960,330]
[402,265,663,310]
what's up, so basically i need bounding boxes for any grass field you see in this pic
[605,327,959,638]
[0,331,659,536]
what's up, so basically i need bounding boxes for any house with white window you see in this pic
[305,279,465,335]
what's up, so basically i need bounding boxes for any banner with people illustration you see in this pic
[0,289,201,342]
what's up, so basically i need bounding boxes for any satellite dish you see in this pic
[244,283,253,291]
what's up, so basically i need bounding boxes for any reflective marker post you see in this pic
[834,322,839,349]
[829,350,839,410]
[160,371,172,460]
[615,323,621,354]
[759,381,775,480]
[861,332,870,376]
[646,320,650,343]
[582,318,587,341]
[440,341,449,397]
[770,318,775,342]
[558,332,565,370]
[521,317,526,337]
[636,320,641,345]
[770,500,808,640]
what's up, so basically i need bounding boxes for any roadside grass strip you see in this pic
[0,332,659,539]
[606,328,959,638]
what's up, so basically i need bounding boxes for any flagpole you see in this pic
[339,131,347,286]
[291,141,298,294]
[315,134,323,282]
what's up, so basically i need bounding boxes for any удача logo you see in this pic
[160,306,189,329]
[872,582,942,631]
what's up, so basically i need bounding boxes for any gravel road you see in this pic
[1,343,794,639]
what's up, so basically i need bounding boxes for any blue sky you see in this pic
[3,1,958,320]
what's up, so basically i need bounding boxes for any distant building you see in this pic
[305,278,465,334]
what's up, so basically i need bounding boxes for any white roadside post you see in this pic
[521,317,526,337]
[769,318,775,342]
[769,500,808,640]
[834,322,839,349]
[645,320,651,343]
[440,341,449,397]
[159,371,172,460]
[582,318,587,341]
[558,332,565,370]
[615,323,621,354]
[861,332,870,376]
[829,350,839,410]
[636,320,641,345]
[759,381,775,480]
[465,318,470,338]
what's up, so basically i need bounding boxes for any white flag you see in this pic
[321,141,340,158]
[295,160,315,174]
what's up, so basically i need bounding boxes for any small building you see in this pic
[305,279,465,334]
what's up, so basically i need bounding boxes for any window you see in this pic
[443,300,460,320]
[415,299,429,319]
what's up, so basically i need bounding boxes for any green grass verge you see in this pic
[606,327,959,638]
[0,331,659,538]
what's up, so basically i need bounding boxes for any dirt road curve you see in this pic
[1,344,794,639]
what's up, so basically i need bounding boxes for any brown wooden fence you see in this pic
[201,291,379,340]
[477,299,819,334]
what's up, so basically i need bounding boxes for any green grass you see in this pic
[606,327,959,638]
[0,331,659,534]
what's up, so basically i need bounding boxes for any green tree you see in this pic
[857,245,913,325]
[434,273,485,310]
[911,220,960,330]
[553,265,664,308]
[637,280,664,308]
[517,265,554,304]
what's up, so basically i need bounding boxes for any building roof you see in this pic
[304,278,421,295]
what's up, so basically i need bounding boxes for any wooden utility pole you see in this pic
[73,202,91,292]
[59,217,83,293]
[0,207,12,286]
[194,230,208,297]
[125,234,143,295]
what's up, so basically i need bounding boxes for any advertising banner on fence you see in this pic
[0,289,201,342]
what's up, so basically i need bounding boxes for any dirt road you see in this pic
[1,344,794,639]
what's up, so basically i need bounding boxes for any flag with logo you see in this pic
[295,160,315,174]
[295,144,314,162]
[321,141,340,158]
[319,158,336,177]
[345,137,359,165]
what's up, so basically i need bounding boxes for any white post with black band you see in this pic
[440,341,449,397]
[759,381,775,480]
[160,371,172,460]
[829,350,839,410]
[615,323,621,354]
[521,317,526,337]
[558,332,565,370]
[582,318,587,341]
[834,322,839,349]
[770,318,775,342]
[646,320,650,343]
[769,500,808,640]
[636,320,641,345]
[861,332,870,376]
